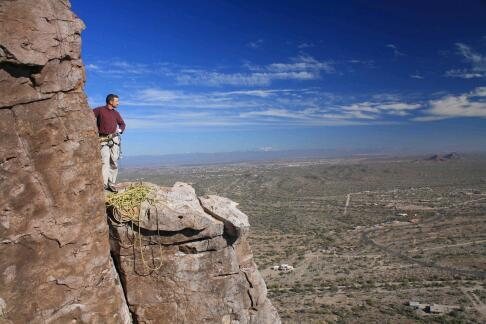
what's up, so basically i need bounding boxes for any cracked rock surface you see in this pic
[109,182,281,324]
[0,1,130,323]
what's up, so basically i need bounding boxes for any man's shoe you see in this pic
[105,183,118,193]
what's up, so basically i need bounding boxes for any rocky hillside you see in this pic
[0,1,278,323]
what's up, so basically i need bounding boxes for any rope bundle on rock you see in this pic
[106,183,164,273]
[106,183,153,223]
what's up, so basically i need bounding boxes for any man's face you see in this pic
[109,97,119,108]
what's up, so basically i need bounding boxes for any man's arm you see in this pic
[93,107,100,118]
[116,111,126,133]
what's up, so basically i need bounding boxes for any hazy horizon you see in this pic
[118,147,486,168]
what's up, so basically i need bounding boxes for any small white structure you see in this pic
[272,264,294,272]
[409,301,427,310]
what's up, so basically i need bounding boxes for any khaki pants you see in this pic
[100,136,120,186]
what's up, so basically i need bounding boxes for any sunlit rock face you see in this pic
[0,1,130,322]
[109,182,281,324]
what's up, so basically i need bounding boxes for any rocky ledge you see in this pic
[109,182,280,324]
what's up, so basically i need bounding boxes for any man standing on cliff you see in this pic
[93,94,126,193]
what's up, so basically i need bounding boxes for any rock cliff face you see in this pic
[0,0,130,322]
[109,182,280,323]
[0,1,279,323]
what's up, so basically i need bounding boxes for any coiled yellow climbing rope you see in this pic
[106,183,164,273]
[106,183,152,223]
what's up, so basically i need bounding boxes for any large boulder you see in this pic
[0,1,130,322]
[109,182,280,324]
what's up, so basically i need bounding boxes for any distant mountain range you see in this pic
[119,149,380,168]
[119,149,477,168]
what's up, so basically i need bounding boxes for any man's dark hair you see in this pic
[106,94,119,104]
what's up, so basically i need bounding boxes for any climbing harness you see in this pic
[99,132,121,148]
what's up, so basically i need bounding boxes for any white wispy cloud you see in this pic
[124,107,386,129]
[118,85,486,129]
[106,60,153,75]
[347,59,375,68]
[213,89,293,97]
[410,74,424,79]
[338,101,422,119]
[415,87,486,121]
[177,71,272,86]
[84,60,163,78]
[247,39,264,49]
[124,88,317,111]
[239,98,421,124]
[119,87,424,129]
[124,107,256,128]
[298,42,315,49]
[85,53,379,89]
[386,44,406,57]
[239,107,376,125]
[175,55,334,86]
[131,88,327,110]
[240,108,312,119]
[124,117,252,129]
[380,103,422,110]
[135,89,182,102]
[265,55,334,73]
[340,102,380,114]
[456,43,486,69]
[176,70,319,86]
[85,63,100,71]
[124,88,261,109]
[445,69,483,79]
[445,43,486,78]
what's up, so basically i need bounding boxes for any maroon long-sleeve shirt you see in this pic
[93,105,126,135]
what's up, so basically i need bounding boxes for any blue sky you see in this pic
[72,0,486,156]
